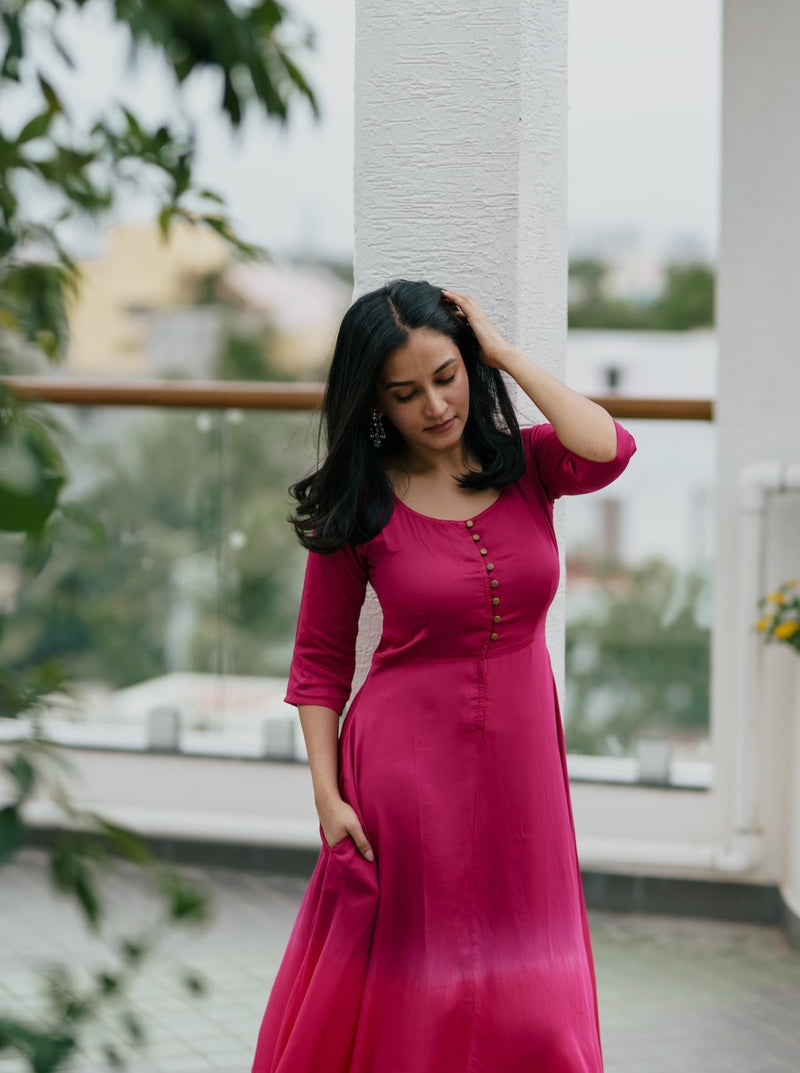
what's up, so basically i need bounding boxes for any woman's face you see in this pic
[374,327,470,456]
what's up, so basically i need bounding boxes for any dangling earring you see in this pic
[370,408,386,448]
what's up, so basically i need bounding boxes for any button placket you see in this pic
[465,518,500,643]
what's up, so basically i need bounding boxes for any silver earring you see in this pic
[370,408,386,448]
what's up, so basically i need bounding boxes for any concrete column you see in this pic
[351,0,569,686]
[714,1,800,892]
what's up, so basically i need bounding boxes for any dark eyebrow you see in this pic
[384,358,456,390]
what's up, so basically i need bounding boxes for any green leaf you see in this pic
[96,971,119,997]
[180,969,208,996]
[37,76,63,117]
[160,874,210,923]
[57,501,106,537]
[4,753,35,798]
[158,206,173,238]
[49,839,105,930]
[119,936,148,965]
[101,1042,124,1068]
[93,817,153,867]
[119,1010,145,1045]
[74,869,102,930]
[1,13,23,81]
[0,804,24,865]
[18,111,54,145]
[0,410,65,532]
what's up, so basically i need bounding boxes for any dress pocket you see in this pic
[320,823,353,853]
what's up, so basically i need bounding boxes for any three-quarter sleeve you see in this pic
[284,542,369,714]
[524,419,637,500]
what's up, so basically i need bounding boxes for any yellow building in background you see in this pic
[66,222,231,376]
[66,221,350,380]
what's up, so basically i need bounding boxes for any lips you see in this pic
[427,417,456,433]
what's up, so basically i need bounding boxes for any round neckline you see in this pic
[391,486,505,525]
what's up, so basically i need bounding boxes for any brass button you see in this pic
[490,579,499,589]
[490,632,499,641]
[480,548,488,556]
[486,563,495,572]
[492,596,500,606]
[493,615,501,624]
[472,533,480,541]
[465,520,474,528]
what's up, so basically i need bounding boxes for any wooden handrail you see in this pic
[0,376,714,421]
[0,377,326,410]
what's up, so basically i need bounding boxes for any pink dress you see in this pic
[253,421,636,1073]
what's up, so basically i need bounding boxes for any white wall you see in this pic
[712,0,800,888]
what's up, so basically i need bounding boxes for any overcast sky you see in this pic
[15,0,721,262]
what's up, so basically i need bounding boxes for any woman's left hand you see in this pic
[441,289,517,371]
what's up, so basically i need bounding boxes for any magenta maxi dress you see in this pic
[252,420,636,1073]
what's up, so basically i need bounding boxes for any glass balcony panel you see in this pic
[0,404,319,759]
[2,403,715,779]
[564,419,714,769]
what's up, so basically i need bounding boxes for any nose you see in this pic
[422,388,448,420]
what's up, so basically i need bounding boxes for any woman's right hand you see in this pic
[317,794,375,861]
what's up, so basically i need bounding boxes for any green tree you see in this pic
[653,262,715,330]
[568,257,715,331]
[565,558,711,755]
[0,0,316,362]
[4,406,313,688]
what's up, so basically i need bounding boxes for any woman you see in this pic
[252,280,636,1073]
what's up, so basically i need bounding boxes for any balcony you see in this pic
[3,376,761,918]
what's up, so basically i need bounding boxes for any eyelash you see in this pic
[396,373,456,403]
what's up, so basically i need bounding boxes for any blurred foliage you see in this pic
[1,1,317,1069]
[568,258,715,331]
[0,386,212,1073]
[565,557,711,755]
[216,325,290,381]
[1,406,312,688]
[0,0,317,361]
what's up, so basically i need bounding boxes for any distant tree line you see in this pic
[569,259,714,330]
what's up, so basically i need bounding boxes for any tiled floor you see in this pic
[2,849,799,1072]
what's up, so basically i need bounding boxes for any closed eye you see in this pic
[396,373,457,403]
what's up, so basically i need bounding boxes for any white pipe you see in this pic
[729,461,800,868]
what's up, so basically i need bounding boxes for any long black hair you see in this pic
[290,280,525,551]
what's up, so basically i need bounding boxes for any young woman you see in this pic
[252,280,636,1073]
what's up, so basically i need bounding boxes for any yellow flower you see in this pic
[774,620,799,640]
[766,591,786,604]
[755,616,773,632]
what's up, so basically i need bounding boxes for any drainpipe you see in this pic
[723,460,800,872]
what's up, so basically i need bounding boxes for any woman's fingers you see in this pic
[350,824,375,862]
[442,288,471,312]
[321,816,375,862]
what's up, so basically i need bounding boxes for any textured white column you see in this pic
[351,0,569,690]
[714,0,800,884]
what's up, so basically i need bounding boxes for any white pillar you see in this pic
[714,0,800,891]
[352,0,569,685]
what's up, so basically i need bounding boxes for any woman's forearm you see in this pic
[501,348,617,461]
[298,705,341,806]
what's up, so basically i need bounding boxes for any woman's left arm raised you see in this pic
[442,288,617,462]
